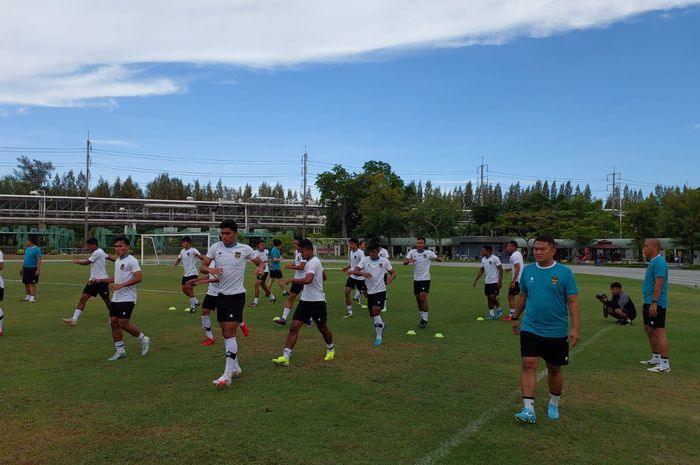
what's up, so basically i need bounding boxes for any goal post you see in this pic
[140,232,214,265]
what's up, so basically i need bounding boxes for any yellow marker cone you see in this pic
[434,332,444,338]
[168,306,177,311]
[406,330,417,335]
[476,316,485,321]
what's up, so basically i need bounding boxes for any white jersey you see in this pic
[206,241,256,295]
[379,247,389,259]
[300,256,325,302]
[348,248,366,281]
[0,250,4,288]
[293,250,307,279]
[406,248,437,281]
[509,250,524,282]
[253,249,270,273]
[357,256,393,295]
[481,255,502,284]
[88,248,109,280]
[113,254,141,303]
[206,259,220,297]
[178,247,201,276]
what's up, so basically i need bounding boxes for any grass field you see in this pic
[1,258,699,465]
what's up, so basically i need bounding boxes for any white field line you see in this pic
[4,279,182,294]
[415,325,615,465]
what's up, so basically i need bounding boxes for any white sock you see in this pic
[25,295,30,300]
[354,291,360,299]
[269,293,275,300]
[660,357,670,369]
[373,315,384,338]
[283,346,292,360]
[326,343,334,351]
[224,337,239,376]
[137,332,145,342]
[509,308,515,316]
[0,308,4,331]
[523,397,534,411]
[652,352,661,363]
[489,309,495,317]
[549,392,560,407]
[282,307,291,319]
[72,309,82,321]
[420,311,428,321]
[201,315,213,339]
[253,297,259,304]
[189,297,197,307]
[115,340,126,353]
[29,296,35,302]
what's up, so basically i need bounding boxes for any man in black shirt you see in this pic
[597,282,636,325]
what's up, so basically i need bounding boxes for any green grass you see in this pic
[1,259,699,465]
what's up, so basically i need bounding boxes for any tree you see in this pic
[10,156,55,193]
[357,171,406,251]
[118,176,143,198]
[624,196,660,254]
[409,193,459,254]
[659,188,700,263]
[91,177,112,197]
[315,165,359,237]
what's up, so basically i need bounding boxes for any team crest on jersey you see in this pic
[235,251,241,258]
[423,253,427,258]
[187,252,190,256]
[120,264,125,270]
[379,263,384,268]
[551,276,559,285]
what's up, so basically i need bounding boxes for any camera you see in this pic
[595,294,608,302]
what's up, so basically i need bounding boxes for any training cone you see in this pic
[406,330,417,335]
[434,333,444,338]
[476,316,485,321]
[168,306,177,311]
[184,308,191,312]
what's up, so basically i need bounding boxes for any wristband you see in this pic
[652,300,658,304]
[511,316,519,321]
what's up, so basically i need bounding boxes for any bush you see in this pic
[16,248,24,255]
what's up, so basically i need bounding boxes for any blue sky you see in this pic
[1,1,699,198]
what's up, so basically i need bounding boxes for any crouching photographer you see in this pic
[596,282,637,325]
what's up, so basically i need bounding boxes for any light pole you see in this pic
[29,190,46,227]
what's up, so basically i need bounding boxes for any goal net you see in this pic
[140,233,214,265]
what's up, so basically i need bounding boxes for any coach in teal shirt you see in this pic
[20,235,42,302]
[511,236,580,425]
[639,238,671,373]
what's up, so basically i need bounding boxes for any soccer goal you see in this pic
[140,232,214,265]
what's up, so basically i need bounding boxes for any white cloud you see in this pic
[91,139,138,148]
[0,0,697,107]
[695,123,700,129]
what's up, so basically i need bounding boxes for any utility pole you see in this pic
[302,148,308,237]
[84,132,91,242]
[478,156,487,207]
[607,167,622,238]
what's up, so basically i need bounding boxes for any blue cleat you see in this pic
[514,408,537,424]
[487,315,496,320]
[548,403,559,420]
[495,309,503,319]
[373,338,383,347]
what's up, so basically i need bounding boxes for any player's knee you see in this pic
[117,319,130,329]
[521,359,538,370]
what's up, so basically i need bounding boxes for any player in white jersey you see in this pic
[202,220,264,387]
[341,238,367,318]
[352,242,395,347]
[62,238,115,326]
[272,239,335,366]
[251,239,275,307]
[403,237,443,328]
[274,238,308,325]
[171,236,204,312]
[504,240,524,320]
[473,245,504,320]
[0,250,5,336]
[376,240,391,312]
[90,236,150,361]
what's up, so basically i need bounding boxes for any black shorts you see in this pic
[520,331,569,366]
[257,272,269,282]
[367,292,387,311]
[292,300,327,325]
[83,282,110,298]
[643,304,667,329]
[0,286,4,301]
[484,283,500,296]
[289,282,304,295]
[216,292,245,323]
[414,280,431,295]
[384,273,388,284]
[22,267,39,284]
[181,275,199,286]
[202,294,217,311]
[110,301,135,319]
[508,282,520,296]
[269,269,283,279]
[345,277,367,291]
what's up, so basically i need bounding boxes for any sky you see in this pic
[1,0,699,199]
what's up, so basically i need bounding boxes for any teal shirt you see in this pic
[643,255,668,308]
[269,247,281,271]
[520,262,578,338]
[23,245,42,267]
